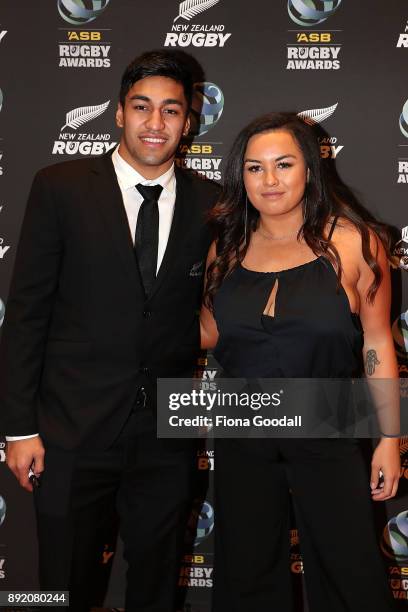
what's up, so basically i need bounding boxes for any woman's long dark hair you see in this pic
[205,112,391,309]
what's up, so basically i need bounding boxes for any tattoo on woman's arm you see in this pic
[365,349,380,376]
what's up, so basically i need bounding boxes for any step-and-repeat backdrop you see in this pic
[1,1,408,610]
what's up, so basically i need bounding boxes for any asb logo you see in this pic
[58,0,110,25]
[397,101,408,183]
[190,82,224,136]
[58,32,111,68]
[288,0,342,27]
[393,227,408,270]
[177,83,224,180]
[400,99,408,138]
[392,311,408,358]
[194,500,214,546]
[286,5,341,71]
[0,497,5,527]
[0,298,4,327]
[381,511,408,563]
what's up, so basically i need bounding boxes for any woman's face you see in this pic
[243,129,308,219]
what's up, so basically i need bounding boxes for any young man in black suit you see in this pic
[0,50,219,611]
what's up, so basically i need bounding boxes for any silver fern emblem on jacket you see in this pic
[189,261,204,277]
[61,100,110,130]
[174,0,220,23]
[297,103,338,125]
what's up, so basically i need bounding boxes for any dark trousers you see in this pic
[212,438,394,612]
[33,408,195,612]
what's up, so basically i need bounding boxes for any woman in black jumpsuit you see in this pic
[201,113,400,611]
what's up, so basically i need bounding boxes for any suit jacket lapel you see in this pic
[89,153,141,288]
[148,166,190,301]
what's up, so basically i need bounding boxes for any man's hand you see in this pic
[6,437,45,492]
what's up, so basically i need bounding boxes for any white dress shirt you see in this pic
[7,147,177,441]
[112,146,176,272]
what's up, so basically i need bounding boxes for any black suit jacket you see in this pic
[0,153,219,449]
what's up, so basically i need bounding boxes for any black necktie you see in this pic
[135,183,163,296]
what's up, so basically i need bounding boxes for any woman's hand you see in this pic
[370,437,400,501]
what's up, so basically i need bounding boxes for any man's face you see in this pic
[116,75,190,179]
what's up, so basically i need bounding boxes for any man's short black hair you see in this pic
[119,49,194,110]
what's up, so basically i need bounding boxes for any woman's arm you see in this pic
[356,232,400,501]
[200,241,219,350]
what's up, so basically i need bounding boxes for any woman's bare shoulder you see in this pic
[328,216,386,273]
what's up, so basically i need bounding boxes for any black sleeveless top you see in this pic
[213,227,363,379]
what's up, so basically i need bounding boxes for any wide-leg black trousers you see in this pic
[212,438,395,612]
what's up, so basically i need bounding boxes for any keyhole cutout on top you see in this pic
[263,278,279,318]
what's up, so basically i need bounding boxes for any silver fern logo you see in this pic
[400,100,408,138]
[53,100,116,156]
[297,103,338,125]
[288,0,342,27]
[174,0,220,22]
[61,100,110,131]
[58,0,110,25]
[297,104,343,159]
[190,82,224,136]
[0,89,3,113]
[165,0,231,47]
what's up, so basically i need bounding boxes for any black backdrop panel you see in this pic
[1,2,408,609]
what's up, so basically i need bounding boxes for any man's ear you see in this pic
[116,102,124,128]
[183,113,191,137]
